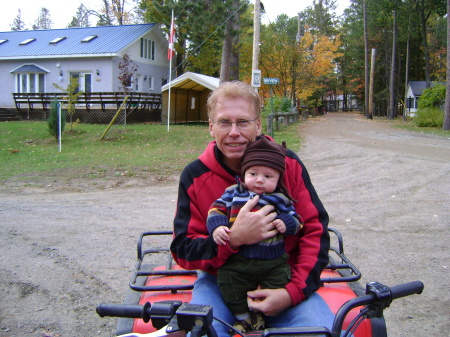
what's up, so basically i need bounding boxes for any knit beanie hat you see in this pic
[241,136,294,201]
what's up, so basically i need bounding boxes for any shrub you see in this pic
[414,107,444,127]
[262,96,292,117]
[418,84,445,109]
[48,98,66,139]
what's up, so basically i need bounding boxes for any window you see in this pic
[49,37,66,44]
[148,76,153,90]
[140,38,155,60]
[16,73,45,93]
[81,35,97,43]
[19,38,36,45]
[70,72,92,93]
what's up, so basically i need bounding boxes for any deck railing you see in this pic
[12,92,162,112]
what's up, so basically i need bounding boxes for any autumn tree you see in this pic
[117,53,138,127]
[32,7,53,30]
[10,9,26,31]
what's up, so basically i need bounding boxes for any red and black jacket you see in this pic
[170,136,329,305]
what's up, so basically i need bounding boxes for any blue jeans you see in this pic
[191,271,335,337]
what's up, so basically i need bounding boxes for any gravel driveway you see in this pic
[0,112,449,336]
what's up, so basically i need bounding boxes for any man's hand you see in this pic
[247,288,293,317]
[228,195,278,249]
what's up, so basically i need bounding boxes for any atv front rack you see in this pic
[128,228,361,292]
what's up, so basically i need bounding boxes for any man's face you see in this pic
[209,96,261,171]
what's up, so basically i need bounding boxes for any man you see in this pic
[170,81,333,336]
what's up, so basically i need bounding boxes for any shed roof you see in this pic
[0,24,156,59]
[162,72,220,92]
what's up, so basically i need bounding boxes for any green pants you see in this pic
[217,254,291,315]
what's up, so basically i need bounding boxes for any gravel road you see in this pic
[0,112,449,337]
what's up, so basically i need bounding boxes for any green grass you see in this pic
[372,116,450,138]
[0,121,303,181]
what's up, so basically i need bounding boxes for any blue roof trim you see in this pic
[0,24,156,58]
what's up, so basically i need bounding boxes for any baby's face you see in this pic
[244,166,280,195]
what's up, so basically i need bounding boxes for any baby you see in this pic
[207,136,303,333]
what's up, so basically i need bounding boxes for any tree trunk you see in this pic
[388,10,397,120]
[417,0,431,85]
[220,20,232,83]
[364,0,371,118]
[444,0,450,130]
[403,14,411,122]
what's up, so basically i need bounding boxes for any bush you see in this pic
[414,107,444,127]
[48,98,66,140]
[262,96,292,117]
[418,84,445,109]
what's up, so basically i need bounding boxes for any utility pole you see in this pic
[251,0,261,90]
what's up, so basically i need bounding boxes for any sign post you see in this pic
[263,78,279,138]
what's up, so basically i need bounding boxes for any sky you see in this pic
[0,0,351,32]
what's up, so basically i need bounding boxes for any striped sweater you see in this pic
[207,181,302,259]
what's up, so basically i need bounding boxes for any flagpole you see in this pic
[167,10,174,132]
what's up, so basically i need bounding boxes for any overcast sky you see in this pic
[1,0,351,32]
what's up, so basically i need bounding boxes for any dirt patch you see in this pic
[0,112,449,337]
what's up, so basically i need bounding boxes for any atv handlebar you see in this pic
[389,280,424,299]
[97,281,424,337]
[332,281,424,337]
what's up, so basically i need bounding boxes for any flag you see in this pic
[168,15,175,60]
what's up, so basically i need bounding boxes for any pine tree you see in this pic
[68,5,90,28]
[47,98,66,140]
[32,7,53,30]
[10,9,26,31]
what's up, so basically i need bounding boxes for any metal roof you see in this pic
[162,72,220,92]
[0,24,156,59]
[408,81,444,96]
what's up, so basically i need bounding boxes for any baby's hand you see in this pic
[273,219,286,233]
[213,226,231,245]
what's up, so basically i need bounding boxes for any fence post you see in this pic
[267,113,273,137]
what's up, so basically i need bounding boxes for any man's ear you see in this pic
[209,120,215,138]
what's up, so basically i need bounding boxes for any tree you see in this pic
[388,10,397,120]
[118,53,138,128]
[414,0,447,86]
[32,7,53,30]
[68,5,90,28]
[10,9,26,31]
[53,78,84,132]
[47,98,66,140]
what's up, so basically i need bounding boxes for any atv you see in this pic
[97,229,423,337]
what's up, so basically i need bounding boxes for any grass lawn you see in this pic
[0,121,303,182]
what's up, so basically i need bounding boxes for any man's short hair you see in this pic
[207,81,261,120]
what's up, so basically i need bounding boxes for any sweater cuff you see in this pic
[207,215,229,234]
[217,241,238,260]
[276,213,299,235]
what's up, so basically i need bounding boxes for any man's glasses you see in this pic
[212,118,258,130]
